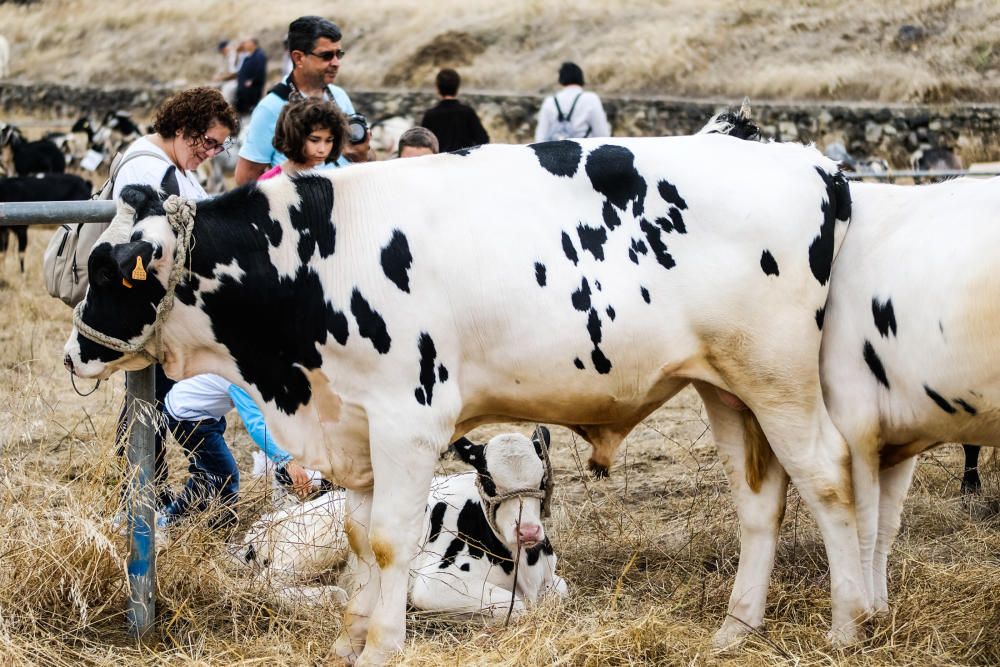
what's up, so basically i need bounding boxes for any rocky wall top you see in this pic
[4,81,999,166]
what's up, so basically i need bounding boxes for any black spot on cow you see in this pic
[602,201,621,230]
[460,563,471,572]
[760,250,779,276]
[924,385,957,414]
[587,308,613,374]
[595,280,602,291]
[561,232,579,265]
[639,219,675,270]
[534,262,547,287]
[577,223,608,261]
[815,306,826,331]
[657,179,688,211]
[414,332,440,407]
[526,538,554,566]
[428,501,447,543]
[628,249,638,264]
[640,286,650,304]
[606,305,616,321]
[529,140,583,177]
[574,357,585,369]
[175,273,200,306]
[380,229,412,293]
[863,340,890,389]
[586,144,647,222]
[871,297,897,338]
[438,499,514,574]
[451,145,483,157]
[438,364,449,383]
[809,167,852,286]
[666,207,686,233]
[955,398,977,416]
[629,238,648,264]
[290,176,336,263]
[327,305,349,346]
[351,289,391,354]
[571,277,592,311]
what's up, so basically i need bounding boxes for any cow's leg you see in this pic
[756,404,870,646]
[694,382,789,649]
[961,444,982,496]
[872,457,917,613]
[14,225,26,273]
[344,419,443,666]
[334,489,376,662]
[410,574,526,620]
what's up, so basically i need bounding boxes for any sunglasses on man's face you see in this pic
[306,48,345,62]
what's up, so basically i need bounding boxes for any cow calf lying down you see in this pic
[239,429,567,618]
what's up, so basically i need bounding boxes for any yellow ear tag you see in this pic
[121,278,133,289]
[131,256,147,281]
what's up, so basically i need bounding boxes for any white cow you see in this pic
[240,429,566,618]
[64,135,867,663]
[820,176,1000,615]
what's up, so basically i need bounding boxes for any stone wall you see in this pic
[4,81,1000,166]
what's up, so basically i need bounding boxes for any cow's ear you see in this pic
[110,241,156,282]
[451,437,487,471]
[120,184,159,220]
[88,242,121,289]
[532,425,551,450]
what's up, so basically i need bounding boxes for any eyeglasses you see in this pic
[306,48,345,61]
[200,134,233,156]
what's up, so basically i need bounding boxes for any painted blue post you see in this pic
[125,366,157,636]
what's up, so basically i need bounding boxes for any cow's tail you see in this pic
[742,410,773,493]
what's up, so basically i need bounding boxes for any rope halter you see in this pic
[72,194,197,365]
[475,425,555,542]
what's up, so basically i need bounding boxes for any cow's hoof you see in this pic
[826,622,863,649]
[587,459,610,479]
[331,633,362,665]
[711,619,752,652]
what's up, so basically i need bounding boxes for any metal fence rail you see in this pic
[0,200,155,637]
[845,169,1000,182]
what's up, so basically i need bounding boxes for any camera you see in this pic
[347,113,369,145]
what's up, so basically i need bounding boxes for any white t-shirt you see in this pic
[534,85,612,143]
[165,373,235,421]
[112,136,208,200]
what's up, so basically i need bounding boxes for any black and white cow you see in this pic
[240,429,566,618]
[0,173,91,272]
[63,135,867,662]
[819,176,1000,617]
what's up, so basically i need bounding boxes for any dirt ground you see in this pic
[0,228,998,665]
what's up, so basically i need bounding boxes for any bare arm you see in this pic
[235,156,268,185]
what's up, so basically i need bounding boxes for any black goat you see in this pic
[1,124,65,175]
[0,173,91,272]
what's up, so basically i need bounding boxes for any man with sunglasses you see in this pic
[236,16,369,185]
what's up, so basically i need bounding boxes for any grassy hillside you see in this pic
[1,0,1000,103]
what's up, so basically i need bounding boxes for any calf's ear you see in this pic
[451,437,487,471]
[88,243,121,289]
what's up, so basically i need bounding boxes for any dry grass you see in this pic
[0,229,998,665]
[1,0,1000,103]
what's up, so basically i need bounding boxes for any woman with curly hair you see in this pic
[112,86,239,199]
[259,97,348,180]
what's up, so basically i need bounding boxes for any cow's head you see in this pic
[63,184,180,379]
[453,427,553,549]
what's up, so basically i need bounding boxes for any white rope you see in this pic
[72,194,197,364]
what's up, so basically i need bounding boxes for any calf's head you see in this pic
[63,185,180,379]
[453,427,552,549]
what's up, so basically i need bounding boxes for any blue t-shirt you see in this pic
[239,82,355,169]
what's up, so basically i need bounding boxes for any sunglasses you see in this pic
[199,134,233,156]
[306,48,345,61]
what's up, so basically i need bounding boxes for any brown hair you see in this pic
[153,86,239,140]
[273,98,349,164]
[397,126,439,156]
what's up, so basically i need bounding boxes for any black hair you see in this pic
[558,61,584,86]
[436,68,460,97]
[287,15,342,54]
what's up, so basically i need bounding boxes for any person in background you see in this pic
[534,61,611,142]
[396,126,439,158]
[235,36,268,116]
[236,15,369,184]
[111,87,239,511]
[259,97,348,180]
[214,39,245,107]
[419,68,489,153]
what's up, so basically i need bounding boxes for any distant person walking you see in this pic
[534,61,610,142]
[235,36,268,116]
[419,68,489,153]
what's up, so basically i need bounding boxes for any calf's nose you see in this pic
[517,523,541,545]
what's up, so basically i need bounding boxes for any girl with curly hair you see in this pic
[259,97,348,180]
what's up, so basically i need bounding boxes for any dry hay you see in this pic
[0,230,998,665]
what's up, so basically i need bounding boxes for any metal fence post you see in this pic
[125,367,157,636]
[0,200,156,636]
